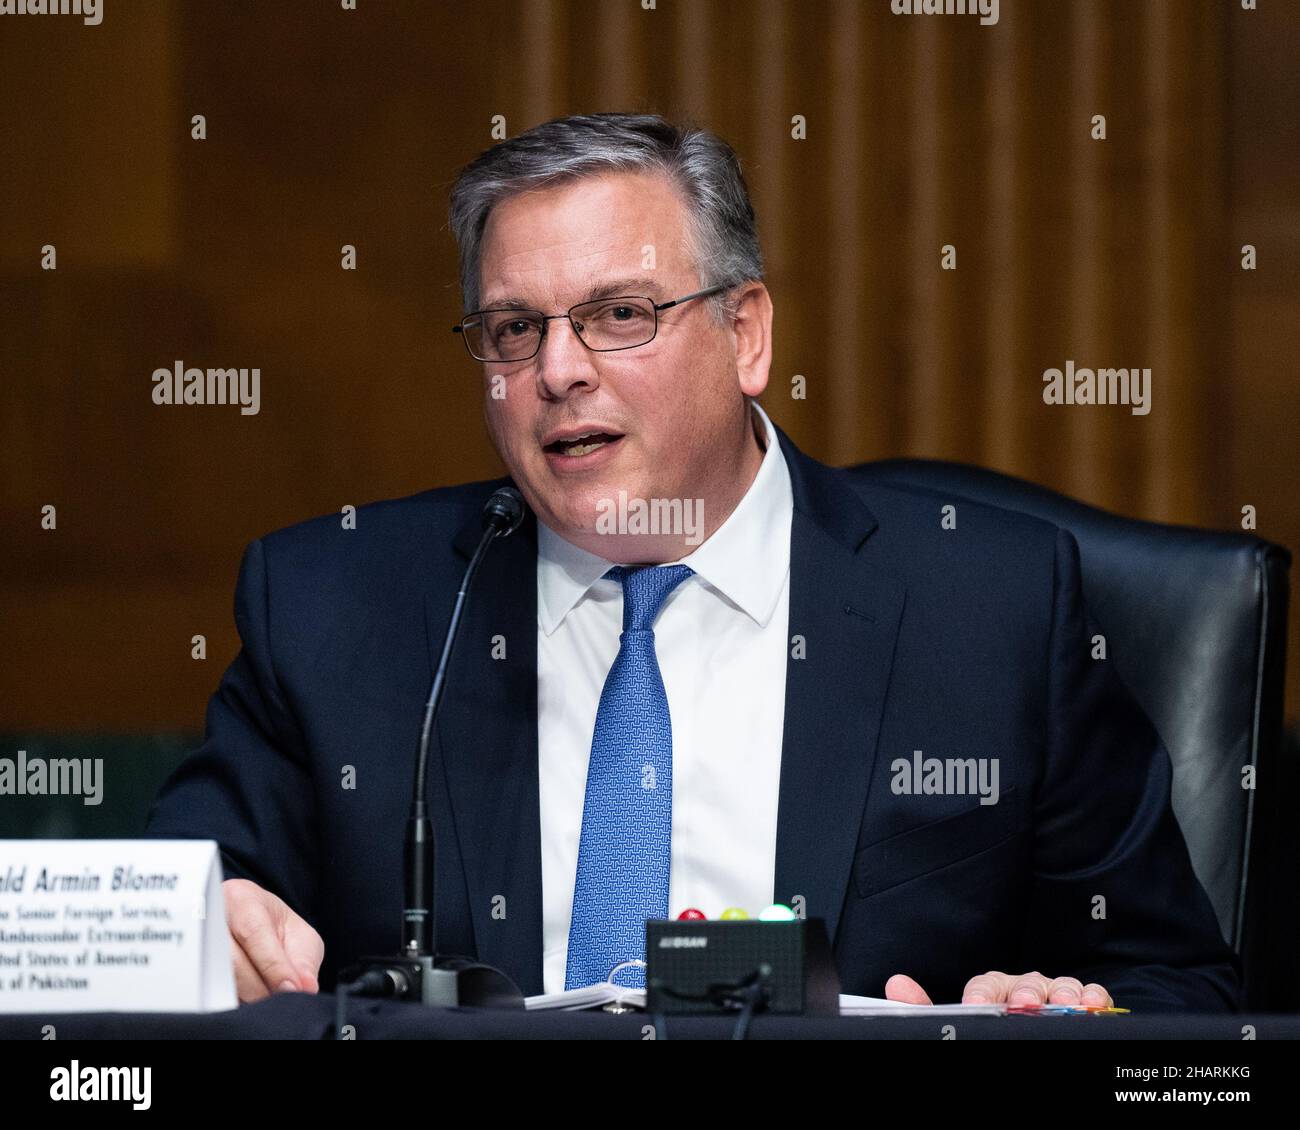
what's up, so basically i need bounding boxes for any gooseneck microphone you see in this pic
[338,487,527,1015]
[408,485,524,956]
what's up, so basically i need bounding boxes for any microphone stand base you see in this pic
[342,954,526,1009]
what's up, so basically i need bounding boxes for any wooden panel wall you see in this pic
[0,0,1294,731]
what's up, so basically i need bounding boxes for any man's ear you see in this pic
[730,281,773,398]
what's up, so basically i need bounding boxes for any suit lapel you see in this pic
[427,489,543,995]
[773,428,906,945]
[425,428,903,987]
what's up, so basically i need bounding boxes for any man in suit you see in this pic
[145,113,1238,1010]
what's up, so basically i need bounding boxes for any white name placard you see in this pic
[0,839,236,1013]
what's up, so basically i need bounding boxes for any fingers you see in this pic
[1042,975,1085,1003]
[962,970,1113,1006]
[963,970,1015,1004]
[963,970,1047,1004]
[1079,982,1114,1007]
[1007,972,1054,1005]
[223,879,317,999]
[884,973,934,1005]
[282,911,325,993]
[230,934,273,1004]
[229,892,301,994]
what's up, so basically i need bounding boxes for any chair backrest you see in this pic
[849,458,1292,1009]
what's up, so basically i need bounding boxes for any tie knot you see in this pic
[605,564,694,632]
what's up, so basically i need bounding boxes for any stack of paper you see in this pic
[524,983,1007,1016]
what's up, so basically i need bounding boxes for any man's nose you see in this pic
[534,317,600,399]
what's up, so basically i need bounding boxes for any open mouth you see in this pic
[543,431,625,458]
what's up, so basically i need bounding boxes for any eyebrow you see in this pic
[481,275,668,311]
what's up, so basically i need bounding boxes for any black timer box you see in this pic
[644,917,841,1016]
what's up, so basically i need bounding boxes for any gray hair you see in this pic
[448,112,764,324]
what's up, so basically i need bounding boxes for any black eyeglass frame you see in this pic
[451,284,728,363]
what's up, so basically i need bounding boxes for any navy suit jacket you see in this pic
[145,426,1240,1009]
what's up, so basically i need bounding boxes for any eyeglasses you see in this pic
[451,284,727,363]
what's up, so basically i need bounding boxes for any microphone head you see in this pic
[482,486,525,538]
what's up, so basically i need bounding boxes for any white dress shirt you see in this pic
[537,400,794,992]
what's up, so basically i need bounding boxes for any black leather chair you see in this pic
[850,459,1293,1010]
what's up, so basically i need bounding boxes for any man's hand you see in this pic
[222,878,324,1003]
[885,971,1113,1007]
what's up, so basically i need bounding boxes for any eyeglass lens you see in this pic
[463,296,657,361]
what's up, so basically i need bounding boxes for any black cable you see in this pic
[334,979,352,1041]
[333,971,394,1039]
[649,966,772,1039]
[730,977,767,1041]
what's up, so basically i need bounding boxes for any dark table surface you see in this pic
[1,995,1297,1040]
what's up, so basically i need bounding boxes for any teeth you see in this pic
[550,430,618,457]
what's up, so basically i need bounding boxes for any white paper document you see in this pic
[524,982,1007,1016]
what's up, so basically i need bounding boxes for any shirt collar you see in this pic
[537,400,793,635]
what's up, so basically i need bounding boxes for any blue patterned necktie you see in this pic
[564,563,694,990]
